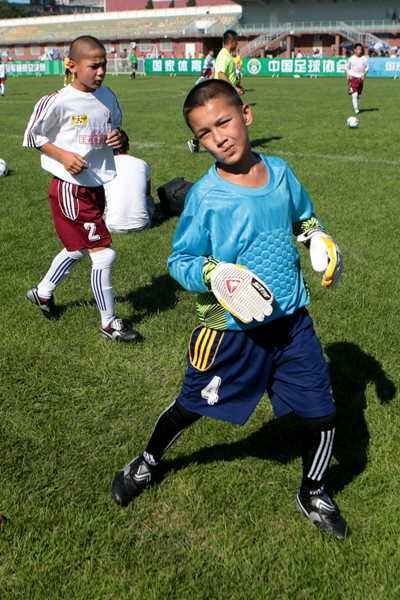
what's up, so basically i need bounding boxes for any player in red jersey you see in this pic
[23,35,139,342]
[345,43,369,115]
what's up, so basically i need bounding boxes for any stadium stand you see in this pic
[1,0,400,61]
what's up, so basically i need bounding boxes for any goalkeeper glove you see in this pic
[204,260,274,323]
[309,233,343,288]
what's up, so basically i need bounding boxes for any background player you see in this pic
[104,130,154,233]
[63,55,74,87]
[198,49,214,82]
[23,35,138,342]
[128,48,138,80]
[111,80,347,539]
[345,43,368,114]
[0,56,7,96]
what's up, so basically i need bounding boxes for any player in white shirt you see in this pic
[104,131,154,233]
[23,35,139,342]
[0,57,7,96]
[345,43,369,115]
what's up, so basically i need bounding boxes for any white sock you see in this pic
[89,247,117,328]
[37,248,84,299]
[0,83,4,95]
[352,92,359,113]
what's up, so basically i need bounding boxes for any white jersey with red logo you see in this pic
[23,84,122,187]
[0,64,6,79]
[345,55,369,79]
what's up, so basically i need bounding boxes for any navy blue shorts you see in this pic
[177,309,335,425]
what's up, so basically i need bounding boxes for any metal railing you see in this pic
[237,19,400,35]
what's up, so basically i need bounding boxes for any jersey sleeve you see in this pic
[285,165,325,240]
[215,51,229,76]
[286,165,315,223]
[22,93,59,149]
[167,188,211,293]
[110,90,122,129]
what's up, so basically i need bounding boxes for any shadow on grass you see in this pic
[162,342,396,495]
[359,108,379,113]
[250,136,283,148]
[118,274,181,324]
[51,274,180,324]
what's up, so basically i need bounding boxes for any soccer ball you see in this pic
[0,159,8,176]
[346,116,359,128]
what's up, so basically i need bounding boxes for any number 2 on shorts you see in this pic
[84,222,101,242]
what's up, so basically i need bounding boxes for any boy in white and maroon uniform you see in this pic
[345,43,369,115]
[23,35,138,342]
[0,57,7,96]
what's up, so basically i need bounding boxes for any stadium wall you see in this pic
[238,0,400,27]
[106,0,236,9]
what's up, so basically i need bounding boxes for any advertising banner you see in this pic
[5,60,64,76]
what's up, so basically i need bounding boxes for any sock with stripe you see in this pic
[300,413,336,492]
[351,92,359,113]
[37,248,84,300]
[89,247,117,328]
[145,401,201,464]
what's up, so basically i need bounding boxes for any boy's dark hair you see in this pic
[69,36,106,61]
[223,29,238,45]
[113,129,129,155]
[353,43,363,50]
[183,79,243,125]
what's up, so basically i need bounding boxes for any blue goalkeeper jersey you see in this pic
[168,153,315,331]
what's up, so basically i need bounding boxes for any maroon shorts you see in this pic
[49,177,112,251]
[0,78,5,84]
[348,76,364,95]
[201,68,212,78]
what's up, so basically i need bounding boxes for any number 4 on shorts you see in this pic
[201,376,222,406]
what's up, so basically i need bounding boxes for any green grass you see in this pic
[1,74,399,599]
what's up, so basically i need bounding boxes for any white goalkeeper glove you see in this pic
[309,233,343,288]
[208,262,274,324]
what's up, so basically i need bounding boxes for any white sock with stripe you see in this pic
[89,247,116,328]
[352,92,359,113]
[37,248,84,300]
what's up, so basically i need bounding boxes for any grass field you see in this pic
[1,74,400,600]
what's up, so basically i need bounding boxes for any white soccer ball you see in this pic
[346,116,359,128]
[0,159,8,176]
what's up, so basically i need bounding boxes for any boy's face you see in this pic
[70,48,107,92]
[188,96,252,166]
[354,46,363,57]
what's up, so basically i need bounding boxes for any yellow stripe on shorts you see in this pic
[200,330,217,371]
[196,328,211,369]
[192,326,207,367]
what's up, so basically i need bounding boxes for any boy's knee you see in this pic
[301,412,336,432]
[89,247,116,268]
[66,249,85,261]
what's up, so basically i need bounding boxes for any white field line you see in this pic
[131,142,400,167]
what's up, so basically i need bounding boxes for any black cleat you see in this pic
[111,454,155,507]
[187,138,199,153]
[26,286,57,319]
[101,318,141,343]
[296,487,348,539]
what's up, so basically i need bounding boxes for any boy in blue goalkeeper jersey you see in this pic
[111,80,347,539]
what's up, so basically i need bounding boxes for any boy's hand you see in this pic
[106,128,122,149]
[209,262,274,323]
[61,151,87,175]
[309,233,343,288]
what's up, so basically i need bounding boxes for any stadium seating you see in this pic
[0,12,239,45]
